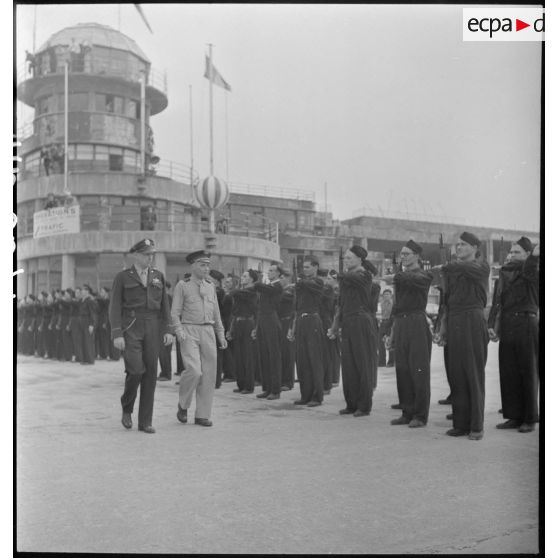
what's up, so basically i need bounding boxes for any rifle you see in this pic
[338,246,344,274]
[499,236,505,265]
[439,233,448,266]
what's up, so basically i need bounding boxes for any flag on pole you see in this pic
[134,4,153,33]
[204,56,232,92]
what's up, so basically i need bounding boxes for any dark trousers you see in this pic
[158,337,172,379]
[97,324,110,359]
[121,317,160,428]
[257,315,282,395]
[223,343,236,380]
[341,313,377,413]
[70,317,83,362]
[55,329,64,359]
[325,337,341,385]
[499,313,539,424]
[215,343,223,388]
[378,320,395,366]
[280,317,295,389]
[447,309,488,433]
[393,313,432,423]
[61,327,74,361]
[46,327,57,359]
[35,328,45,357]
[295,314,325,402]
[233,319,257,392]
[78,318,96,364]
[176,342,185,374]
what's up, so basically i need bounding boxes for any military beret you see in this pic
[349,245,368,260]
[516,236,533,253]
[209,269,224,281]
[304,254,320,266]
[317,268,328,277]
[65,288,75,297]
[130,238,156,254]
[405,239,423,254]
[186,250,211,264]
[460,232,481,247]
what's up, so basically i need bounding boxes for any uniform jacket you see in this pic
[109,266,171,339]
[170,277,225,340]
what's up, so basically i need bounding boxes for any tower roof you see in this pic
[36,22,150,62]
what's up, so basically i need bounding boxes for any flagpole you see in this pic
[117,4,121,31]
[140,70,146,177]
[64,61,69,195]
[207,43,215,234]
[225,90,229,182]
[208,44,214,176]
[32,5,37,52]
[189,84,194,187]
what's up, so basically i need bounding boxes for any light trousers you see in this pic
[178,324,217,419]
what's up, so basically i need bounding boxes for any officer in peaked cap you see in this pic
[109,238,173,434]
[171,250,227,427]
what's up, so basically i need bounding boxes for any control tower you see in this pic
[16,23,279,294]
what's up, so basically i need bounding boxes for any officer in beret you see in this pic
[386,240,433,428]
[109,239,173,434]
[171,251,227,427]
[209,269,226,389]
[435,232,490,440]
[489,237,539,433]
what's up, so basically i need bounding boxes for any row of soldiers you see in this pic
[16,286,120,364]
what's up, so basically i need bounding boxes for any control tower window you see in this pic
[105,95,115,113]
[109,154,123,171]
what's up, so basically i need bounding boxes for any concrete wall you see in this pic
[17,172,196,206]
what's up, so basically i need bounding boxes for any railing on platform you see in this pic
[228,181,315,202]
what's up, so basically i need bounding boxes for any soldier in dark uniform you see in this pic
[489,237,539,433]
[69,287,83,363]
[228,269,259,394]
[289,256,325,407]
[328,246,380,417]
[209,269,226,389]
[78,285,98,364]
[436,232,490,440]
[324,270,341,386]
[34,292,47,358]
[59,289,74,361]
[220,275,237,383]
[157,281,174,381]
[96,287,111,360]
[387,240,433,428]
[110,239,173,433]
[42,292,55,358]
[21,295,37,356]
[378,289,395,367]
[51,289,64,360]
[254,263,283,400]
[318,268,336,394]
[278,269,295,391]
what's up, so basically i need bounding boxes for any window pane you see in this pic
[95,145,109,160]
[109,154,123,171]
[109,146,123,155]
[67,144,76,160]
[95,93,105,112]
[114,96,123,114]
[123,150,137,167]
[69,93,88,111]
[76,144,93,160]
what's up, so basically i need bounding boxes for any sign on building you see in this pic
[33,206,81,239]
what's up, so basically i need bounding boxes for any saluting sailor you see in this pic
[171,250,227,427]
[109,239,173,434]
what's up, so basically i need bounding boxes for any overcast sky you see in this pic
[16,3,541,231]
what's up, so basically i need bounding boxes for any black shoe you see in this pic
[498,409,503,414]
[256,392,270,399]
[174,380,180,385]
[138,425,156,434]
[468,431,484,440]
[386,364,394,368]
[518,423,535,433]
[339,408,355,415]
[280,386,291,391]
[332,383,339,387]
[195,418,213,427]
[307,401,321,407]
[323,389,331,395]
[157,376,171,382]
[446,414,453,420]
[223,378,235,383]
[438,398,452,405]
[409,419,426,428]
[174,371,182,376]
[446,428,468,437]
[240,389,254,394]
[391,416,410,425]
[233,388,242,393]
[121,412,132,429]
[294,399,309,405]
[266,393,280,400]
[496,419,521,429]
[354,410,370,417]
[177,405,188,423]
[391,403,402,410]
